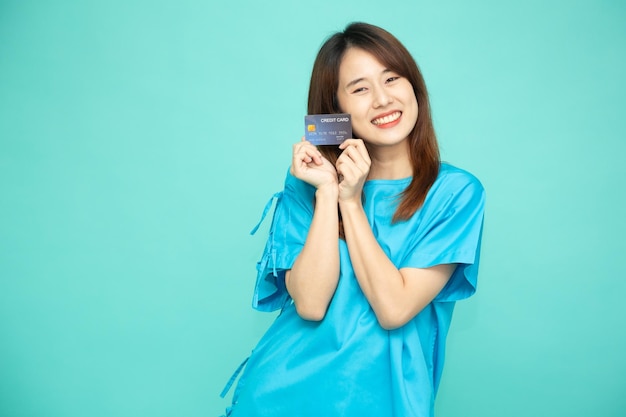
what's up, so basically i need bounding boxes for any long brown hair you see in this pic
[308,22,440,223]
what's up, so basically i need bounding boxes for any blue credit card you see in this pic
[304,113,352,145]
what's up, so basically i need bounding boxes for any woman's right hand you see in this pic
[290,138,338,190]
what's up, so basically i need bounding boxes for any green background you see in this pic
[1,0,624,416]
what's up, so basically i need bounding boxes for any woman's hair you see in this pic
[308,22,440,223]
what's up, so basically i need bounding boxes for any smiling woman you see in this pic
[220,22,485,417]
[337,48,418,149]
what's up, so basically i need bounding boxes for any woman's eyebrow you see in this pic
[345,77,365,89]
[345,69,394,89]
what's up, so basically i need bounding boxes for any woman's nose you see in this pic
[373,86,392,108]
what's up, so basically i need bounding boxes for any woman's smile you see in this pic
[371,110,402,127]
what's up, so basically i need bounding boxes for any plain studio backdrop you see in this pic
[1,1,624,416]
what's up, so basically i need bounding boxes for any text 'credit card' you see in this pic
[304,113,352,145]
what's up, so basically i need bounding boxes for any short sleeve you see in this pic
[251,169,315,312]
[400,169,485,302]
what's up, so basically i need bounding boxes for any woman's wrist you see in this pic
[338,197,363,213]
[316,183,339,201]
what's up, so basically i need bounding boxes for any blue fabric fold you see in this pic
[220,356,250,399]
[250,192,283,236]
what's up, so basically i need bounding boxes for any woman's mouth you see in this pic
[372,111,402,127]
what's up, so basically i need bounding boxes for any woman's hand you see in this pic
[336,139,371,203]
[290,138,338,189]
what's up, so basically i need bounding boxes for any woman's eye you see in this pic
[386,76,400,83]
[352,87,367,94]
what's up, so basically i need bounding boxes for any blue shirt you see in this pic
[224,163,485,417]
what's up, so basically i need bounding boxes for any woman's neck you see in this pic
[366,141,413,180]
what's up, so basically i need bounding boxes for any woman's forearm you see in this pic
[285,185,340,321]
[339,199,454,330]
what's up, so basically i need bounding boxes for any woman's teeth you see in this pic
[372,111,401,125]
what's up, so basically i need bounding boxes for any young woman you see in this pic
[221,22,485,417]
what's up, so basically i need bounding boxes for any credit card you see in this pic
[304,113,352,145]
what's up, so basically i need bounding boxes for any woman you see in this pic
[222,22,485,417]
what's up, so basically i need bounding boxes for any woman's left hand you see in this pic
[336,139,371,203]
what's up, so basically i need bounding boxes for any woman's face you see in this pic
[336,47,418,149]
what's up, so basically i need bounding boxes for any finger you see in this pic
[338,138,363,150]
[308,147,323,165]
[340,139,371,165]
[338,145,370,175]
[293,142,323,166]
[292,147,313,169]
[302,145,323,165]
[292,143,311,163]
[295,140,321,153]
[335,157,361,184]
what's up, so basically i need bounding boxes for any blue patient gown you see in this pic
[223,163,485,417]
